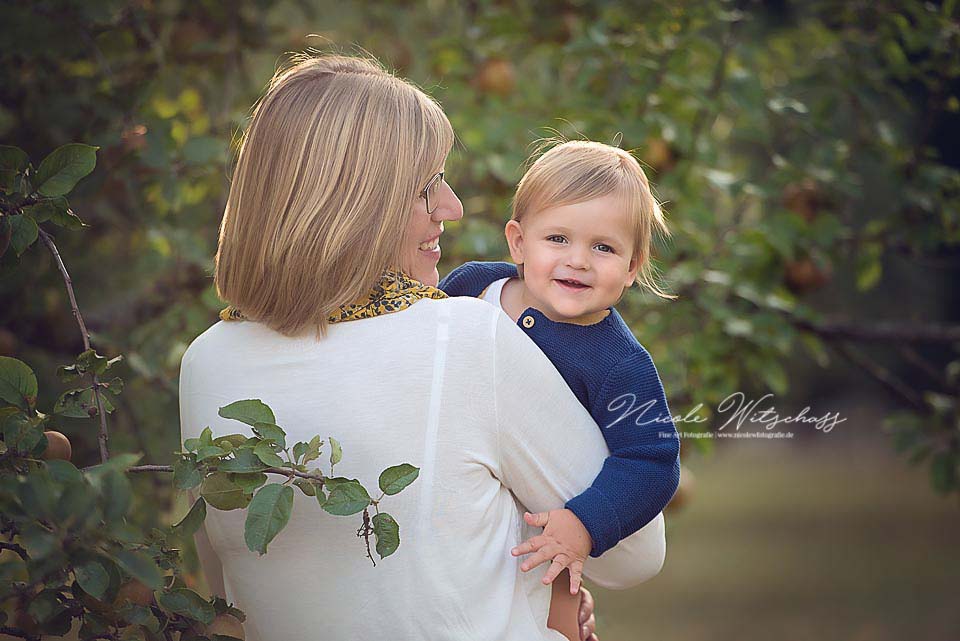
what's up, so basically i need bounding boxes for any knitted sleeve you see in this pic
[564,349,681,557]
[439,261,518,297]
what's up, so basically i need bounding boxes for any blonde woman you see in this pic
[179,54,666,641]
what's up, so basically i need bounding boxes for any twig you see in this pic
[121,464,328,485]
[0,625,36,641]
[687,20,737,159]
[833,343,926,411]
[39,228,110,463]
[358,508,375,567]
[790,315,960,344]
[898,345,949,387]
[0,541,27,559]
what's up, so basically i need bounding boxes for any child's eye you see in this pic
[595,243,614,253]
[546,235,567,244]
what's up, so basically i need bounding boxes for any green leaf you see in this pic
[45,459,84,484]
[22,199,57,223]
[219,447,266,473]
[196,444,228,461]
[0,356,38,410]
[301,434,322,465]
[0,145,28,192]
[19,521,59,559]
[182,136,224,165]
[75,557,111,600]
[322,479,370,516]
[2,412,43,453]
[173,497,207,537]
[372,512,400,559]
[54,386,116,418]
[329,436,342,468]
[378,463,420,496]
[111,549,163,590]
[244,483,294,555]
[35,143,98,197]
[218,399,275,427]
[9,215,38,256]
[200,472,252,510]
[293,478,317,496]
[101,469,133,522]
[156,588,215,625]
[930,452,957,494]
[292,441,308,464]
[252,421,286,449]
[230,472,268,494]
[253,441,284,467]
[173,457,202,490]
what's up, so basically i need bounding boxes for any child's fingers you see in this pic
[541,555,573,585]
[568,560,584,594]
[523,511,550,528]
[511,534,548,557]
[519,545,563,573]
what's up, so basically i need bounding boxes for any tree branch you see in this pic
[790,315,960,344]
[122,464,328,484]
[39,228,110,463]
[832,343,926,411]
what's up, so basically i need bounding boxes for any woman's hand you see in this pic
[511,508,593,594]
[579,585,599,641]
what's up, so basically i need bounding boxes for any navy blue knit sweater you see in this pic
[440,261,681,557]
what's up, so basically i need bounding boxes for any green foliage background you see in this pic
[1,0,959,637]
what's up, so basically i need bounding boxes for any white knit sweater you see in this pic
[179,296,665,641]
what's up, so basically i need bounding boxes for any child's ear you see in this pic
[624,253,641,288]
[504,220,525,265]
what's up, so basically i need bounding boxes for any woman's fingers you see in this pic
[578,587,594,624]
[524,510,550,527]
[578,585,596,641]
[580,618,596,641]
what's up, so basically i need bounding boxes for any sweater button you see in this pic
[522,315,535,329]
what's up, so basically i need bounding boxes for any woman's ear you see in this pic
[505,220,525,265]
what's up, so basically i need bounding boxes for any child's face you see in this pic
[505,195,640,322]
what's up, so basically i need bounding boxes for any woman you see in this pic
[179,54,666,641]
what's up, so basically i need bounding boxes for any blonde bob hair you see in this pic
[512,139,676,300]
[215,54,454,336]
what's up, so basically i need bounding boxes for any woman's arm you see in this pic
[186,488,226,599]
[492,313,665,589]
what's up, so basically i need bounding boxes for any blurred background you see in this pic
[1,1,958,639]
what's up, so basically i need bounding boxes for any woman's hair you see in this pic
[512,139,675,300]
[215,53,454,336]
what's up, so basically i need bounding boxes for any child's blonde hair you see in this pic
[215,53,454,337]
[512,140,675,300]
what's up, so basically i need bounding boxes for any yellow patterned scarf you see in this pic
[219,270,448,324]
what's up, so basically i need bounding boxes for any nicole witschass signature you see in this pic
[606,391,846,434]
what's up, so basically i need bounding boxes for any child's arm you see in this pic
[512,350,680,589]
[438,260,518,297]
[565,349,681,556]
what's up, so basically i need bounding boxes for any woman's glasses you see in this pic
[420,171,444,215]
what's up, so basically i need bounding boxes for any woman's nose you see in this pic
[431,182,464,222]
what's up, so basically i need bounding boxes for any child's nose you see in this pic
[566,245,591,269]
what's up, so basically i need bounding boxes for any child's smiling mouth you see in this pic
[554,278,591,292]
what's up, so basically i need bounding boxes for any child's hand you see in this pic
[511,508,593,594]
